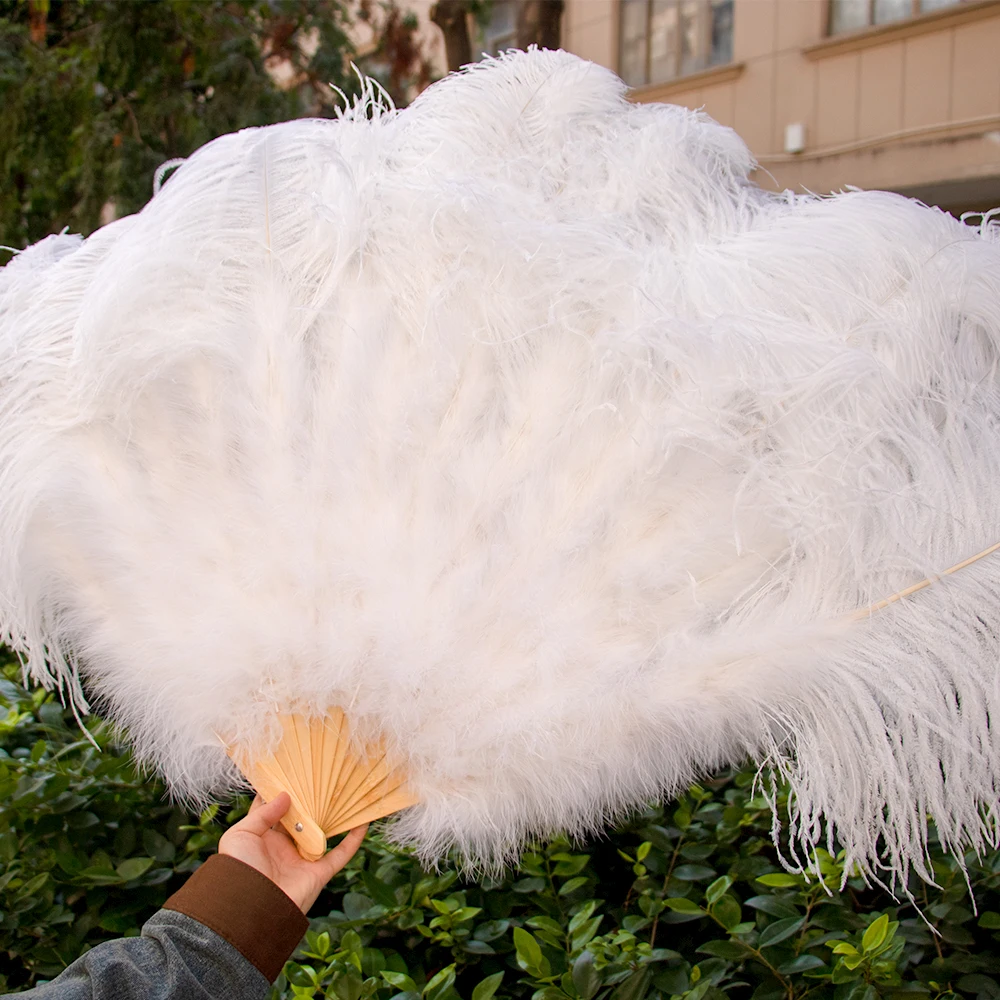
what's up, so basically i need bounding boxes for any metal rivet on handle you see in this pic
[294,822,303,832]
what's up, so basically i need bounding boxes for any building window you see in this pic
[829,0,967,34]
[480,0,518,56]
[619,0,734,89]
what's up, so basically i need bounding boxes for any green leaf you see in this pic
[861,913,889,952]
[513,926,545,974]
[423,965,456,1000]
[979,911,1000,930]
[711,895,742,931]
[755,873,801,888]
[513,877,547,894]
[830,942,859,955]
[654,968,689,995]
[343,893,374,920]
[830,964,862,986]
[777,955,826,974]
[141,830,176,863]
[474,919,510,942]
[552,854,589,877]
[956,975,1000,1000]
[560,877,589,896]
[672,864,716,882]
[705,876,733,905]
[744,896,800,919]
[531,989,566,1000]
[664,897,704,914]
[569,902,598,932]
[527,915,565,938]
[758,917,805,948]
[334,968,364,1000]
[696,939,748,959]
[115,857,154,882]
[381,972,417,992]
[472,972,504,1000]
[77,865,124,886]
[397,909,424,930]
[462,940,496,955]
[363,871,401,909]
[570,916,603,951]
[17,872,48,897]
[609,967,651,1000]
[341,930,363,957]
[572,951,602,1000]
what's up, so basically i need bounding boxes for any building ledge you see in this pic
[756,113,1000,164]
[627,62,745,103]
[803,0,1000,60]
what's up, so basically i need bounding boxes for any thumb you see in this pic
[315,824,368,881]
[237,791,291,836]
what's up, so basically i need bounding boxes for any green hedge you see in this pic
[3,652,1000,999]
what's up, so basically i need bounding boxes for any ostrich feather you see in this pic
[2,49,1000,885]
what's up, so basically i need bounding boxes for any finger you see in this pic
[248,795,264,813]
[235,790,291,836]
[316,824,368,880]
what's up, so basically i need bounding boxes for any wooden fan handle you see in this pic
[243,759,328,861]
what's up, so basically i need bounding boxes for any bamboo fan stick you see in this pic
[852,541,1000,620]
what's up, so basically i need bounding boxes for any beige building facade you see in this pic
[561,0,1000,213]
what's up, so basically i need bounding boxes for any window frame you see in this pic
[618,0,732,90]
[827,0,965,35]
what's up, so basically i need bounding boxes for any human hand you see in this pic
[218,792,367,913]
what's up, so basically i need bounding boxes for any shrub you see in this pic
[3,652,1000,999]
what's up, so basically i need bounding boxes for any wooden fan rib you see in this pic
[308,715,332,820]
[281,714,314,812]
[326,710,352,808]
[326,768,412,831]
[292,714,320,814]
[329,748,395,823]
[328,786,421,836]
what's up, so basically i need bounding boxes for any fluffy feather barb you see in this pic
[2,50,1000,883]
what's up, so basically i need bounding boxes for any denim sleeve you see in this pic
[17,910,270,1000]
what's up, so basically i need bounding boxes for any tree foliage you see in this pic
[0,0,355,254]
[5,658,1000,998]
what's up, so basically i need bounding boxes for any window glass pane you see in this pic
[829,0,870,32]
[649,1,678,84]
[619,0,649,86]
[491,0,516,36]
[920,0,961,9]
[709,0,733,65]
[873,0,910,23]
[620,38,647,86]
[481,0,517,55]
[621,0,649,42]
[679,0,701,76]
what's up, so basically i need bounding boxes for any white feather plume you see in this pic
[2,49,1000,884]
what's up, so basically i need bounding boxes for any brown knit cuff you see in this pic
[163,853,309,982]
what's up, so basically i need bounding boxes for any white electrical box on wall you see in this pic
[784,122,807,154]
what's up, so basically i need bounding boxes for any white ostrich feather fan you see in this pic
[2,48,1000,882]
